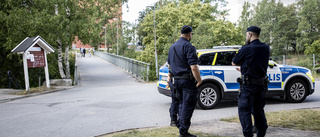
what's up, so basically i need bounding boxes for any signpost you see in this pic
[12,36,55,91]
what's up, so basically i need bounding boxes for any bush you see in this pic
[296,57,313,70]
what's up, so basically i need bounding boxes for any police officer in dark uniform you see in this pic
[232,26,269,137]
[167,25,202,137]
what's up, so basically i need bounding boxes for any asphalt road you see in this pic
[0,56,319,137]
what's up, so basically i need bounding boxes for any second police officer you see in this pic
[232,26,269,137]
[167,25,202,137]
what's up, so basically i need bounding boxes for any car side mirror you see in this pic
[268,62,277,68]
[269,64,274,69]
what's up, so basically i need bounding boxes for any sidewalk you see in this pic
[0,86,74,103]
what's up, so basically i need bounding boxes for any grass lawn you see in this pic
[10,86,55,95]
[221,109,320,132]
[100,126,222,137]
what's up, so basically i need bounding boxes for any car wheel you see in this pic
[196,83,221,109]
[286,79,308,103]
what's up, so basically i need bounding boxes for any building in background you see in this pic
[72,2,122,51]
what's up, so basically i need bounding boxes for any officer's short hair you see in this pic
[247,26,261,37]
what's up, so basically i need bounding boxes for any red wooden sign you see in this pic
[27,44,46,68]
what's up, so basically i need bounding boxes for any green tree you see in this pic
[297,0,320,55]
[272,4,299,55]
[238,1,252,39]
[305,38,320,55]
[192,20,243,49]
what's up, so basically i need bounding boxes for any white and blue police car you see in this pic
[157,46,315,109]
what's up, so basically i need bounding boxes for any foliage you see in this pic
[238,0,320,56]
[305,39,320,55]
[296,0,320,54]
[296,57,313,70]
[192,20,243,49]
[237,1,251,38]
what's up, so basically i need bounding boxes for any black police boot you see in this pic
[170,120,177,127]
[179,132,197,137]
[252,125,257,133]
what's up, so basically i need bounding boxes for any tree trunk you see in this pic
[64,45,70,79]
[57,40,66,79]
[64,23,71,79]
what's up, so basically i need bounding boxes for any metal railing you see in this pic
[95,51,150,81]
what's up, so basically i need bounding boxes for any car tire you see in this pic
[196,83,221,109]
[286,79,308,103]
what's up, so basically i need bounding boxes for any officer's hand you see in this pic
[166,82,169,89]
[196,80,202,87]
[236,67,241,71]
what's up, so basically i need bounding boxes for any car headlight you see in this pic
[307,70,313,76]
[306,69,315,82]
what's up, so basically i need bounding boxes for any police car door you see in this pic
[266,60,282,92]
[198,52,215,78]
[213,51,240,92]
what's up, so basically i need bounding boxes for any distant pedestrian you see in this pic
[83,48,86,57]
[89,48,91,57]
[232,26,269,137]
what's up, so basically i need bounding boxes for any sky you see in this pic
[122,0,296,24]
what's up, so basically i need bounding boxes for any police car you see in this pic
[157,45,315,109]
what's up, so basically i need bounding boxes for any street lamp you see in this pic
[102,26,106,52]
[113,18,119,55]
[146,5,158,78]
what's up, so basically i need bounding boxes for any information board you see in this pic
[27,44,46,68]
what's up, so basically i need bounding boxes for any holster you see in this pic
[237,75,269,87]
[170,79,182,100]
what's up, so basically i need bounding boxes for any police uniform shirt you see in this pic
[168,37,198,76]
[232,39,270,78]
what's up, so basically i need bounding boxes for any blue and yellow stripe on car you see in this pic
[157,81,168,89]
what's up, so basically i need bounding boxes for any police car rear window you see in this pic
[215,51,236,66]
[198,53,215,65]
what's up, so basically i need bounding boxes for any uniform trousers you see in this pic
[169,81,180,122]
[174,79,197,135]
[238,84,268,137]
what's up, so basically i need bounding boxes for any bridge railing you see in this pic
[95,51,150,81]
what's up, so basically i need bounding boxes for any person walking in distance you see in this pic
[167,25,202,137]
[232,26,269,137]
[83,48,86,57]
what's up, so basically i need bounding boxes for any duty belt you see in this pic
[174,73,192,79]
[240,75,267,86]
